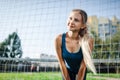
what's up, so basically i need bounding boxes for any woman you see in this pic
[55,9,96,80]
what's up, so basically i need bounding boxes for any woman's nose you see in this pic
[70,20,74,25]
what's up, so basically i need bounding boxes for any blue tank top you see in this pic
[62,33,83,74]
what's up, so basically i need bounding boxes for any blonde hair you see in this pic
[81,34,97,74]
[73,9,97,74]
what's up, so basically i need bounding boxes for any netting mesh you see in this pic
[0,0,120,80]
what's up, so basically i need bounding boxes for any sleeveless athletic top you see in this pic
[62,33,87,79]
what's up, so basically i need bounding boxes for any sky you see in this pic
[0,0,120,58]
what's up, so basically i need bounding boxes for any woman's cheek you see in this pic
[67,20,69,25]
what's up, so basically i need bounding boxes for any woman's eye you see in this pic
[69,17,72,20]
[74,18,79,22]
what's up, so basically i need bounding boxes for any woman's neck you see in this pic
[67,31,79,40]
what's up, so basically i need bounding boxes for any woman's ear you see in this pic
[80,24,86,29]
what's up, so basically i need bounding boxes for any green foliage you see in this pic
[111,30,120,43]
[0,32,23,58]
[92,30,120,59]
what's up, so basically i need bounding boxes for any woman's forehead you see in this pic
[69,12,82,18]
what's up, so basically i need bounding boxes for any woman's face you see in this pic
[67,11,84,32]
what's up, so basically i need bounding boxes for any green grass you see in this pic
[91,73,120,78]
[0,72,119,80]
[87,73,120,80]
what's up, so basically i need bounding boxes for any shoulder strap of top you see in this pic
[62,33,66,48]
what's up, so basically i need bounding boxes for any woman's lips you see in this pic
[69,25,75,28]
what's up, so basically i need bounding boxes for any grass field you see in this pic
[0,72,119,80]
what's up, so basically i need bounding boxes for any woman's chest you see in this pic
[66,39,80,53]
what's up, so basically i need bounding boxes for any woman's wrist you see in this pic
[64,73,70,80]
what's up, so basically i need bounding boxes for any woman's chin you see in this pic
[68,28,75,31]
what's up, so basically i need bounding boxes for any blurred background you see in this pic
[0,0,120,80]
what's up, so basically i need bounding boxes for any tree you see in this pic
[92,29,120,59]
[111,30,120,59]
[0,32,23,58]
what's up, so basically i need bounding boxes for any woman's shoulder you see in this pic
[86,33,94,41]
[88,36,94,41]
[87,36,94,45]
[55,34,62,40]
[55,32,66,41]
[55,34,63,45]
[84,34,94,41]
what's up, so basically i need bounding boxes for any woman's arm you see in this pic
[77,60,86,80]
[77,38,94,80]
[55,34,70,80]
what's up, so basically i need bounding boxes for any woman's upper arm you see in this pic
[55,34,63,60]
[55,34,71,80]
[88,37,94,52]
